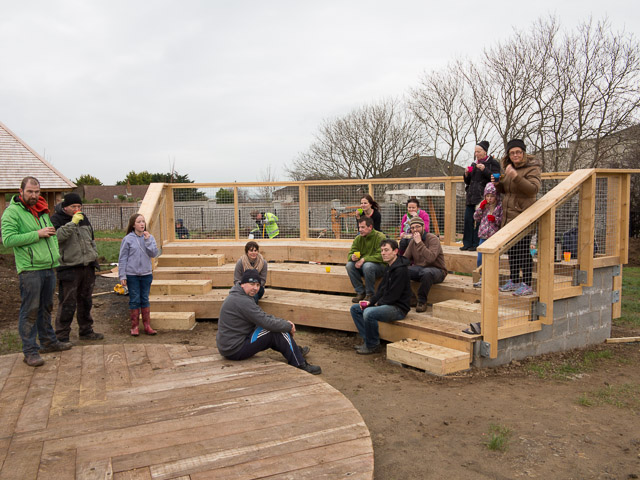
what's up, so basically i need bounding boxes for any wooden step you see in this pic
[153,263,482,303]
[387,339,470,375]
[160,240,478,273]
[150,279,212,295]
[150,289,477,355]
[432,298,531,326]
[149,311,196,330]
[156,254,225,267]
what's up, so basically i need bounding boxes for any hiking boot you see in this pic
[363,295,372,302]
[297,362,322,375]
[356,344,381,355]
[353,342,366,350]
[460,245,469,251]
[299,346,310,357]
[416,303,427,313]
[409,295,418,307]
[39,341,73,354]
[513,283,533,296]
[79,332,104,341]
[499,279,519,292]
[351,293,366,303]
[23,353,45,367]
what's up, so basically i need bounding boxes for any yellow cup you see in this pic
[563,251,571,262]
[354,251,361,259]
[325,266,331,273]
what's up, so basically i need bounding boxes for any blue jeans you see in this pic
[127,274,153,309]
[18,269,58,355]
[346,261,385,296]
[350,303,406,348]
[476,238,485,268]
[463,204,479,248]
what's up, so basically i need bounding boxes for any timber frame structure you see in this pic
[137,169,636,370]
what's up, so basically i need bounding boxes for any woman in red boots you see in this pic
[118,213,160,335]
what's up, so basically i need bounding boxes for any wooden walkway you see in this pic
[0,345,373,479]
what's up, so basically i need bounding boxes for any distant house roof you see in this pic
[0,121,75,191]
[79,185,149,203]
[379,155,465,178]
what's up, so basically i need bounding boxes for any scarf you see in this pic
[20,195,49,220]
[240,253,265,274]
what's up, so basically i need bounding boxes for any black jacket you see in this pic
[464,155,501,205]
[369,255,412,314]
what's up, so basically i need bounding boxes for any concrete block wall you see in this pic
[473,266,617,368]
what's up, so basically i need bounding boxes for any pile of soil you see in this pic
[0,253,639,478]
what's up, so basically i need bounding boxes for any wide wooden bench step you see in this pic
[160,241,478,273]
[150,289,477,355]
[150,279,212,295]
[386,339,470,375]
[156,254,225,267]
[432,298,531,327]
[149,311,196,330]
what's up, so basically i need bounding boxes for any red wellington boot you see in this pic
[141,307,157,335]
[130,309,140,336]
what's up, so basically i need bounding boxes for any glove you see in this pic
[487,214,496,222]
[479,200,488,209]
[71,212,84,224]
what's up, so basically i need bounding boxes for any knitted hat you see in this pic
[484,182,497,196]
[409,216,424,227]
[240,269,261,284]
[506,138,526,153]
[476,140,490,153]
[62,193,83,207]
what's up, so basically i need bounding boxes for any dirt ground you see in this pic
[1,244,639,479]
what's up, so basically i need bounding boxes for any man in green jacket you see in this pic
[1,177,72,367]
[346,216,387,303]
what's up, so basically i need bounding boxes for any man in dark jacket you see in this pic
[402,217,448,312]
[51,193,104,342]
[349,239,412,355]
[216,269,321,374]
[462,141,501,251]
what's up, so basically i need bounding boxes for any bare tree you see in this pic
[257,164,278,201]
[286,98,424,180]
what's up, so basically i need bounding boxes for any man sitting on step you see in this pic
[346,216,387,303]
[349,239,412,355]
[401,217,448,313]
[216,269,321,375]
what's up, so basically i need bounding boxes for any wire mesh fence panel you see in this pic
[81,205,140,231]
[306,184,369,239]
[594,176,617,257]
[553,191,581,287]
[238,186,300,239]
[372,182,447,239]
[172,187,235,240]
[496,222,539,326]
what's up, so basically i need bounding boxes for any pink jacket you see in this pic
[400,209,430,235]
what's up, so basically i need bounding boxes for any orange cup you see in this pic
[563,252,571,262]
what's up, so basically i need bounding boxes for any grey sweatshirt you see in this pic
[118,232,159,281]
[216,284,292,357]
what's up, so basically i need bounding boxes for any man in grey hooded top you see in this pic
[216,269,321,375]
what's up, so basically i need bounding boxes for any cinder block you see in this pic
[553,299,568,321]
[553,319,569,337]
[532,324,553,342]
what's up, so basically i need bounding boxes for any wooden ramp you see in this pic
[0,345,373,479]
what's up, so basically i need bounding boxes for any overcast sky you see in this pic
[1,1,638,185]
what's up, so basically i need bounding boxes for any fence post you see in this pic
[578,173,596,286]
[164,185,175,243]
[299,184,308,240]
[537,209,555,324]
[233,187,240,240]
[481,251,499,358]
[443,179,456,245]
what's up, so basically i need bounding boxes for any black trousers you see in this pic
[226,327,305,367]
[56,265,96,339]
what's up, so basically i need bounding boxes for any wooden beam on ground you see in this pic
[387,339,470,375]
[605,336,640,344]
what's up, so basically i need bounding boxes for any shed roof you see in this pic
[0,121,75,191]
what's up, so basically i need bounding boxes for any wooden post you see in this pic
[618,173,630,265]
[537,209,554,324]
[299,185,308,240]
[443,180,456,245]
[578,173,595,286]
[164,185,175,244]
[481,251,500,358]
[233,187,240,240]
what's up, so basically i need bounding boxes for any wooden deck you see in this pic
[0,345,373,479]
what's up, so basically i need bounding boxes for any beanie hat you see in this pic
[483,182,497,196]
[62,193,83,207]
[409,216,424,227]
[506,138,526,153]
[476,140,490,153]
[240,269,261,284]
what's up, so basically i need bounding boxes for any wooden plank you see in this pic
[150,279,212,295]
[605,336,640,344]
[578,173,595,286]
[76,457,113,480]
[114,467,153,480]
[144,344,175,371]
[37,445,76,480]
[432,299,529,326]
[79,345,106,407]
[537,209,555,324]
[14,357,58,433]
[157,254,225,268]
[618,174,630,265]
[149,311,196,330]
[104,344,132,392]
[0,441,43,480]
[0,356,16,396]
[498,320,542,339]
[387,339,469,375]
[481,251,500,358]
[613,265,622,319]
[124,344,154,382]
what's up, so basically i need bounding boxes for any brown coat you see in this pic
[403,232,448,277]
[496,154,542,226]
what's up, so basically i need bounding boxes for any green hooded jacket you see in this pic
[1,196,60,274]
